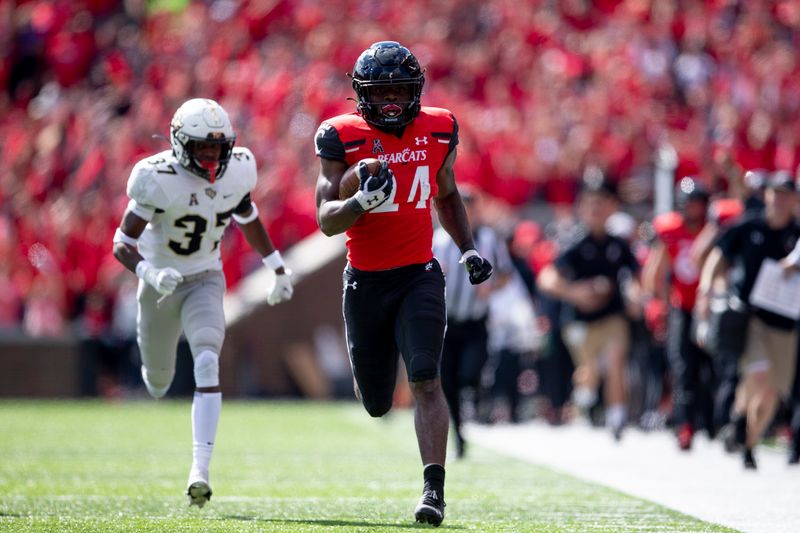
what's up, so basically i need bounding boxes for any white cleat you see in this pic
[186,469,212,508]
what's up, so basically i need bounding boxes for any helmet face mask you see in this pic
[351,41,425,129]
[170,99,236,182]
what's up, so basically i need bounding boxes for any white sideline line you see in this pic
[467,421,800,533]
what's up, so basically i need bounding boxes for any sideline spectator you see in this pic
[538,176,641,440]
[698,171,800,469]
[643,177,713,450]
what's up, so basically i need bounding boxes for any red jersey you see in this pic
[653,211,702,311]
[316,107,458,270]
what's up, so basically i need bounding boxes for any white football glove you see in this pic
[263,251,293,306]
[267,270,294,305]
[136,261,184,296]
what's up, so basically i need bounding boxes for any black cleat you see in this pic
[456,435,466,459]
[743,448,757,470]
[721,421,745,454]
[789,438,800,465]
[414,488,445,527]
[611,423,624,442]
[187,480,212,508]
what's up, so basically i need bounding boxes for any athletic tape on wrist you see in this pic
[262,250,285,271]
[135,260,153,280]
[459,249,480,264]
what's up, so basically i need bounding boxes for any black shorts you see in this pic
[343,259,446,411]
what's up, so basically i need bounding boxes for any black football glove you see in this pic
[460,250,493,285]
[350,160,394,213]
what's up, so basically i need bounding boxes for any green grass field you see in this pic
[0,400,736,532]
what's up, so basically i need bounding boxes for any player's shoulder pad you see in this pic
[126,152,172,209]
[228,146,258,191]
[315,121,346,161]
[321,112,369,132]
[419,106,455,120]
[653,211,683,239]
[418,107,459,151]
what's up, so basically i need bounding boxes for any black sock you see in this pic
[423,464,445,495]
[733,413,747,445]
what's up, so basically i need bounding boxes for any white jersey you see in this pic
[126,147,257,276]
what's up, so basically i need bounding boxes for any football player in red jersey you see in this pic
[690,169,764,435]
[643,177,711,451]
[314,41,492,527]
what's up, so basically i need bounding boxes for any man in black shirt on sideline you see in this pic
[538,176,640,440]
[697,171,800,469]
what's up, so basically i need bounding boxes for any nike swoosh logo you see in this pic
[223,194,233,199]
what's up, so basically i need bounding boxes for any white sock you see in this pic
[573,387,597,409]
[191,392,221,480]
[606,404,627,429]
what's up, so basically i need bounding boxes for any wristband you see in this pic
[347,195,366,215]
[135,260,153,280]
[459,249,480,264]
[262,250,285,271]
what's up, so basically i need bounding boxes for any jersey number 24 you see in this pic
[371,165,431,213]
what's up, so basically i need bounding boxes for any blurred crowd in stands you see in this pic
[4,0,800,458]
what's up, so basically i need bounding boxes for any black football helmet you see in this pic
[675,176,710,208]
[351,41,425,128]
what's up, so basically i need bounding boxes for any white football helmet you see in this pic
[170,98,236,182]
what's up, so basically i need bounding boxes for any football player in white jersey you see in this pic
[112,98,293,508]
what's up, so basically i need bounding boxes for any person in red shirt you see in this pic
[689,169,765,434]
[314,41,493,527]
[643,176,711,451]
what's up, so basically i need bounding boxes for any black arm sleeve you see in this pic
[233,193,252,215]
[314,123,346,162]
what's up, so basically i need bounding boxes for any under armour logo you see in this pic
[425,262,433,271]
[373,138,385,154]
[189,193,198,206]
[367,196,380,206]
[345,281,357,290]
[415,136,428,145]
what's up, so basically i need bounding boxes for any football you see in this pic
[339,158,382,200]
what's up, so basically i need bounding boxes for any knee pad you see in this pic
[191,326,224,356]
[407,350,439,383]
[141,365,173,399]
[194,350,219,388]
